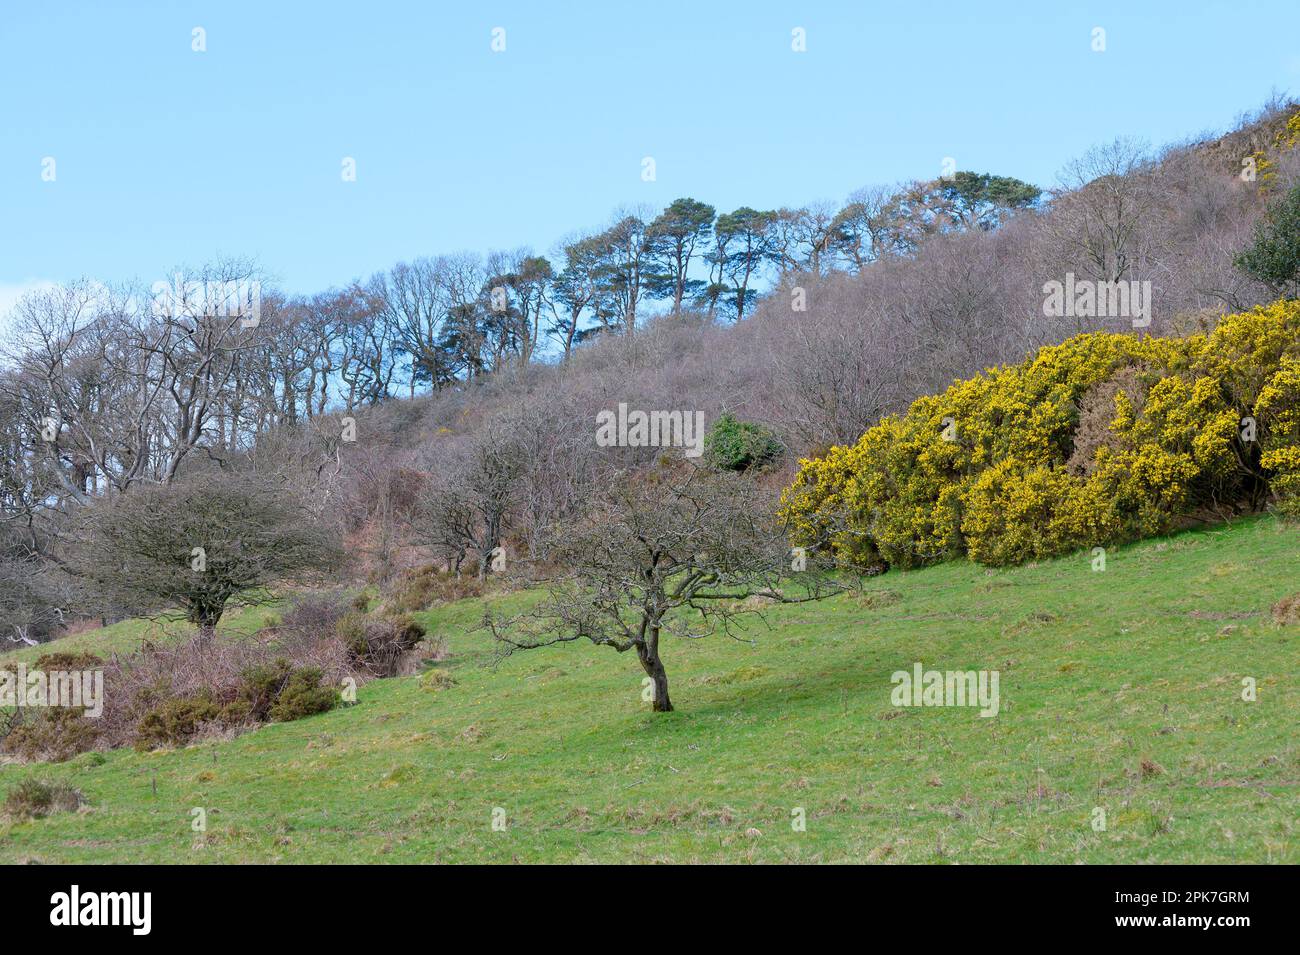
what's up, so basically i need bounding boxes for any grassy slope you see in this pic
[0,517,1296,863]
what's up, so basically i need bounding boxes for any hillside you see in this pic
[2,516,1295,864]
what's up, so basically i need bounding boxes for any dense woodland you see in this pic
[2,98,1298,647]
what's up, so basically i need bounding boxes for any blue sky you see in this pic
[1,0,1297,308]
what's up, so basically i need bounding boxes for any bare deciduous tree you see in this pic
[486,465,839,712]
[1045,138,1156,291]
[764,279,910,448]
[414,409,527,579]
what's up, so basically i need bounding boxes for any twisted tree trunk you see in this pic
[637,625,673,712]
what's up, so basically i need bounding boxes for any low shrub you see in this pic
[385,564,482,613]
[3,778,84,820]
[133,658,337,750]
[33,652,104,671]
[238,659,298,721]
[334,611,369,655]
[134,689,245,751]
[237,658,337,722]
[388,613,426,647]
[420,667,457,691]
[345,613,430,676]
[703,413,784,472]
[267,667,338,722]
[853,589,902,610]
[4,708,102,763]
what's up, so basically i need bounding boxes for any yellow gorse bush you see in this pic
[779,299,1300,568]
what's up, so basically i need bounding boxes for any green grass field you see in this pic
[1,517,1296,863]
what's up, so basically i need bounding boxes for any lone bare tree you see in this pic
[71,470,342,643]
[486,465,838,712]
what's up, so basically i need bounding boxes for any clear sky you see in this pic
[1,0,1297,308]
